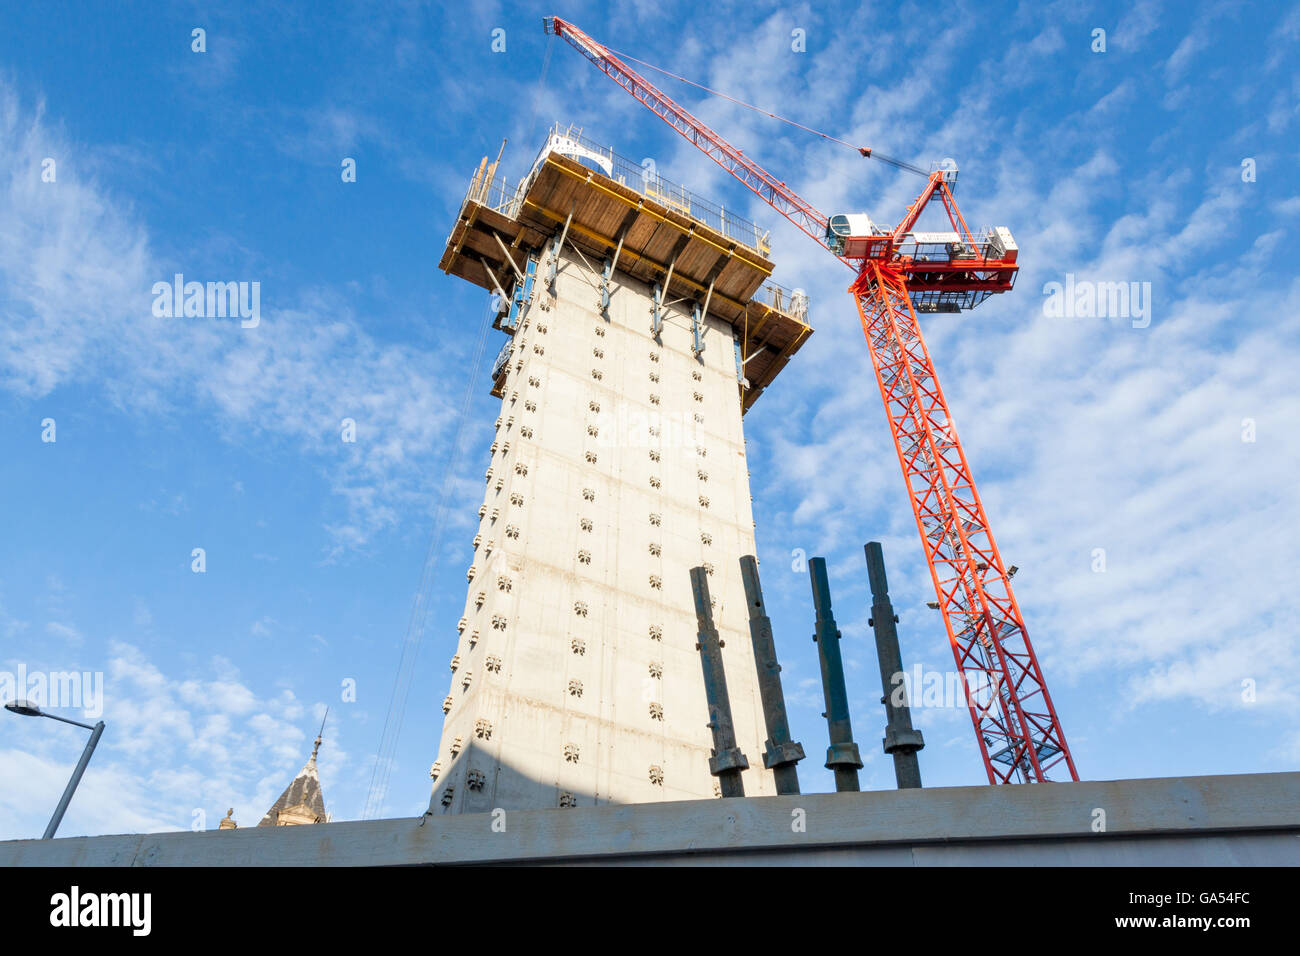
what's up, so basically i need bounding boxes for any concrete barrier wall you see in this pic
[2,771,1297,866]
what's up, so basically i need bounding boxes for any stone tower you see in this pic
[432,126,810,812]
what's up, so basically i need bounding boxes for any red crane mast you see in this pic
[543,16,1077,784]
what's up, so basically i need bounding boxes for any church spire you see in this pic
[308,708,327,764]
[258,711,330,827]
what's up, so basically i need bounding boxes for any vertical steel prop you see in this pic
[865,542,926,789]
[808,557,863,791]
[690,566,749,797]
[739,556,805,794]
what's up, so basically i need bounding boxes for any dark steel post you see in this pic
[808,558,863,791]
[739,556,805,794]
[690,566,749,797]
[865,542,925,789]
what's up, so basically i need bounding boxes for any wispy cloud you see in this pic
[0,641,337,839]
[618,0,1300,764]
[0,79,468,549]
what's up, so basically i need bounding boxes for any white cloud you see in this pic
[630,3,1300,768]
[44,621,82,644]
[0,641,335,839]
[1164,31,1209,81]
[1113,0,1163,52]
[0,79,469,550]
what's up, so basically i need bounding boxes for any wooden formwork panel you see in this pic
[440,153,812,412]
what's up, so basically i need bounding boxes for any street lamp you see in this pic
[4,699,106,839]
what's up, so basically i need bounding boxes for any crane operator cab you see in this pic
[825,213,884,257]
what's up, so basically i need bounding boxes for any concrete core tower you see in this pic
[432,126,810,813]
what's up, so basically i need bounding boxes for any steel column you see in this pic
[808,557,863,792]
[690,566,749,797]
[864,542,925,789]
[547,208,573,294]
[600,255,613,319]
[739,556,805,794]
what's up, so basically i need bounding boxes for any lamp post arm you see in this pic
[40,711,99,731]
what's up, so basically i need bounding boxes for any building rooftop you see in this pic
[439,125,812,413]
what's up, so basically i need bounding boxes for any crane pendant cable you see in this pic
[601,44,928,176]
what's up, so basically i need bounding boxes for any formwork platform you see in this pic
[439,136,812,413]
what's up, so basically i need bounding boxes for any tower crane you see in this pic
[542,16,1077,784]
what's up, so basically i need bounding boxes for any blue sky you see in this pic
[1,0,1297,838]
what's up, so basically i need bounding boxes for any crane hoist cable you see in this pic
[525,34,556,160]
[362,294,497,819]
[600,43,929,177]
[367,34,563,820]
